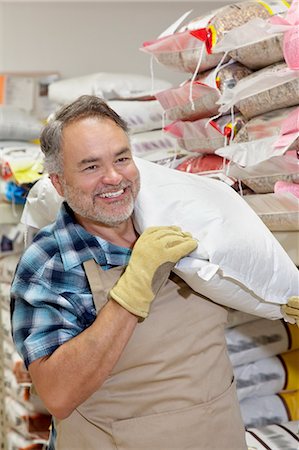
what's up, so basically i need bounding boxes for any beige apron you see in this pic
[55,260,247,450]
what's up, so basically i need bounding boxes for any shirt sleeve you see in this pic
[10,256,95,369]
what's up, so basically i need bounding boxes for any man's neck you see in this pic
[75,213,138,249]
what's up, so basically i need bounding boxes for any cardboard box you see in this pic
[0,72,60,120]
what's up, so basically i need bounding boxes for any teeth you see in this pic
[99,189,124,198]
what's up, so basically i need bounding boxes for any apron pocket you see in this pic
[111,379,246,450]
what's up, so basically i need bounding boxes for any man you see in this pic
[11,95,247,449]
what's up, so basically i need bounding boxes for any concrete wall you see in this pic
[0,1,233,84]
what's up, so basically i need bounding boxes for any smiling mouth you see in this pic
[97,188,125,199]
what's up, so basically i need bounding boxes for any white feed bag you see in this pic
[240,394,290,428]
[48,73,172,105]
[107,100,166,134]
[21,158,299,321]
[0,105,42,141]
[245,420,299,450]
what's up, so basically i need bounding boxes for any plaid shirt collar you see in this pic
[53,202,108,271]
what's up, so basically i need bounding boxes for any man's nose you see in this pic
[102,166,123,184]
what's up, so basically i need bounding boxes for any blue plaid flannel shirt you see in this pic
[10,201,131,369]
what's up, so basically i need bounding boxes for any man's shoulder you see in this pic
[18,223,61,274]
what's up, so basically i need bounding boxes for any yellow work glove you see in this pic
[109,226,198,319]
[281,296,299,327]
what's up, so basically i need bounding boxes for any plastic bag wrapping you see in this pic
[228,31,284,70]
[189,0,288,61]
[156,81,220,122]
[227,153,299,193]
[217,107,299,167]
[141,1,288,73]
[234,106,298,143]
[270,0,299,70]
[218,62,299,119]
[275,180,299,198]
[212,14,287,69]
[206,0,288,46]
[165,113,246,154]
[213,0,299,72]
[140,12,225,74]
[243,192,299,231]
[21,157,299,321]
[215,134,298,167]
[156,61,251,122]
[212,0,297,71]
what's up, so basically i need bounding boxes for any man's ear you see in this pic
[49,173,64,197]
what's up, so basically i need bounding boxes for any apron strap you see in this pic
[83,259,108,310]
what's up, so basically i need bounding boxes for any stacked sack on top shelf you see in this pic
[141,0,298,173]
[141,0,299,266]
[0,107,51,449]
[140,0,299,442]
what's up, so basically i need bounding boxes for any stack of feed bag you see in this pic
[48,72,191,167]
[140,0,299,436]
[0,106,51,449]
[141,0,298,179]
[0,263,51,450]
[226,310,299,429]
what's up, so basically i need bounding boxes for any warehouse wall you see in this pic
[0,1,233,84]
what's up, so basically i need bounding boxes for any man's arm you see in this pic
[29,298,137,420]
[28,226,197,420]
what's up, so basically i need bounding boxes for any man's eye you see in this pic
[84,165,97,171]
[116,157,130,163]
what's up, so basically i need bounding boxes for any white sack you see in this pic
[21,158,299,320]
[234,355,286,401]
[240,394,290,428]
[48,73,172,105]
[107,99,166,134]
[0,106,42,141]
[225,318,296,367]
[246,421,299,450]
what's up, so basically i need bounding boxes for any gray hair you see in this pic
[40,95,129,174]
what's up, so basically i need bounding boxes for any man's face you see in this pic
[52,117,140,228]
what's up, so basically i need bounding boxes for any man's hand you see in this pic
[109,226,198,319]
[281,296,299,327]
